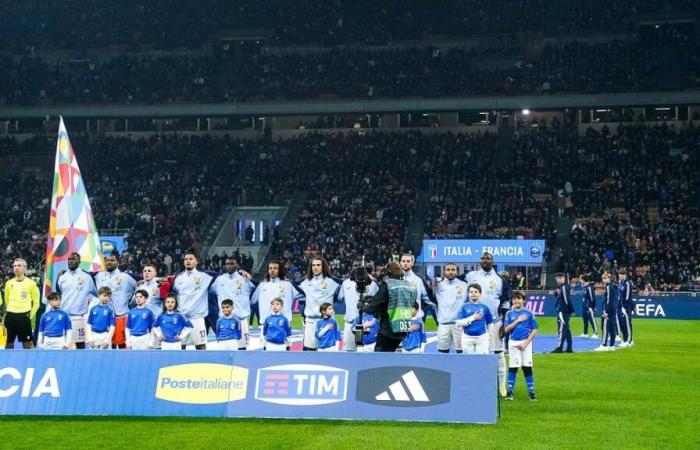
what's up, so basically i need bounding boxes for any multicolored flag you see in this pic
[43,117,104,298]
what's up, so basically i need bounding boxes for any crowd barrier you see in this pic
[0,350,497,423]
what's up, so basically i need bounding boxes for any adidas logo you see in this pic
[375,370,429,402]
[356,366,451,407]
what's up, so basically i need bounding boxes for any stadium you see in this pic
[1,0,699,448]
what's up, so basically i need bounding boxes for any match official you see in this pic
[1,258,40,349]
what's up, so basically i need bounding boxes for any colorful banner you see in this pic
[525,294,700,320]
[43,117,105,298]
[0,351,497,423]
[418,239,546,264]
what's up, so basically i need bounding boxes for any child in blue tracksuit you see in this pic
[596,272,618,351]
[154,294,193,350]
[263,297,291,351]
[401,302,426,353]
[315,303,340,351]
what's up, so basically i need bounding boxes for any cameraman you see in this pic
[338,263,378,352]
[362,261,417,352]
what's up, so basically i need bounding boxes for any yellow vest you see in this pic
[2,277,40,315]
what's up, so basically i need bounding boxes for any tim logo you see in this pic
[255,364,348,406]
[429,245,438,259]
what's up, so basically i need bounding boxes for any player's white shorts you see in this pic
[303,317,319,349]
[237,317,250,349]
[357,343,376,352]
[318,345,337,352]
[161,341,183,350]
[266,342,287,352]
[42,336,67,349]
[508,339,534,367]
[343,321,357,351]
[218,339,239,351]
[90,332,111,349]
[184,317,208,346]
[437,323,463,351]
[129,333,152,350]
[461,333,490,354]
[403,346,423,353]
[489,321,504,352]
[69,316,86,344]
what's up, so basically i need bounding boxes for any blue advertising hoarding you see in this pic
[0,351,497,424]
[525,294,700,320]
[418,239,545,264]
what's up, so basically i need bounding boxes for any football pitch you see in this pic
[2,318,698,449]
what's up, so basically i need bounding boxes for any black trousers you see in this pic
[374,333,404,352]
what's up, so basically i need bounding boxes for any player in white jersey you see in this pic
[465,252,509,397]
[171,250,214,350]
[211,257,256,350]
[400,254,432,321]
[56,252,97,349]
[295,257,341,351]
[432,263,469,353]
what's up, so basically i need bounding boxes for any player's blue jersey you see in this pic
[505,308,538,340]
[87,303,116,333]
[216,315,242,341]
[401,319,426,350]
[38,309,72,337]
[351,312,379,345]
[154,312,192,343]
[458,302,493,336]
[127,307,155,336]
[315,317,340,348]
[263,314,291,344]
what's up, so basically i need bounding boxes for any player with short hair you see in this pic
[171,250,213,350]
[126,289,156,350]
[432,263,468,354]
[401,302,426,353]
[262,297,291,351]
[596,272,618,352]
[295,257,341,351]
[216,299,241,351]
[154,294,193,350]
[37,292,72,350]
[465,253,509,395]
[617,269,634,348]
[86,286,116,349]
[504,291,538,401]
[95,250,137,349]
[1,258,40,349]
[211,257,255,350]
[552,273,574,353]
[56,252,97,349]
[456,283,493,354]
[400,253,433,322]
[579,274,598,338]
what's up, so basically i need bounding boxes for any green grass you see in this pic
[2,318,699,449]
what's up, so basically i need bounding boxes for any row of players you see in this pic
[3,251,523,396]
[554,270,635,353]
[34,265,540,400]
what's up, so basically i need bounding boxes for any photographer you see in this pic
[362,261,417,352]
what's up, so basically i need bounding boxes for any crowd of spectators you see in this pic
[509,120,700,290]
[2,38,698,105]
